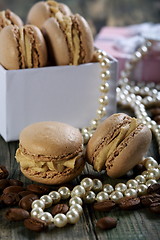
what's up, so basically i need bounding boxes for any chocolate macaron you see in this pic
[15,121,85,185]
[86,113,152,178]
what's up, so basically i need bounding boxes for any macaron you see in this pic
[86,113,152,178]
[15,121,85,185]
[42,13,94,65]
[27,0,72,29]
[0,9,23,31]
[0,24,48,70]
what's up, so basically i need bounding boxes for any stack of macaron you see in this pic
[15,113,152,185]
[0,0,94,70]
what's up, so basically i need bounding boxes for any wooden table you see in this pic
[0,118,160,240]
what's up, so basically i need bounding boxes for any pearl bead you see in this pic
[66,210,80,224]
[137,184,148,196]
[144,157,158,169]
[103,184,114,194]
[69,196,83,206]
[80,178,93,191]
[100,58,111,69]
[99,96,109,105]
[71,185,86,198]
[115,183,127,193]
[146,179,157,187]
[96,191,109,202]
[31,199,45,210]
[126,179,138,189]
[40,195,53,208]
[142,170,149,179]
[109,191,123,202]
[92,179,103,192]
[58,187,71,199]
[31,207,43,218]
[124,189,137,197]
[135,175,146,184]
[101,70,110,81]
[83,191,96,203]
[49,191,61,204]
[38,212,53,224]
[100,83,109,93]
[70,204,83,215]
[148,168,160,180]
[53,213,68,228]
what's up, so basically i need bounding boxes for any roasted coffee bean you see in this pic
[133,164,146,176]
[51,204,69,216]
[147,183,160,195]
[19,194,38,211]
[93,200,116,212]
[2,192,20,206]
[96,216,117,230]
[0,179,10,191]
[18,190,33,199]
[24,217,48,232]
[0,165,9,179]
[118,196,141,210]
[0,195,5,208]
[3,186,24,194]
[153,115,160,124]
[9,179,23,187]
[150,107,160,116]
[150,202,160,213]
[26,184,50,195]
[140,194,160,207]
[5,208,29,221]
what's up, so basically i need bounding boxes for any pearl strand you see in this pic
[81,49,111,144]
[30,157,160,228]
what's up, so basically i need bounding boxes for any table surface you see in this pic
[0,115,160,240]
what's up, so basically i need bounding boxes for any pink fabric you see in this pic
[94,25,160,83]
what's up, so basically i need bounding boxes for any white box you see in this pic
[0,56,117,141]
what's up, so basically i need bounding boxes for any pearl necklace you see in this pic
[30,156,160,228]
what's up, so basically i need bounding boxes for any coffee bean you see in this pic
[133,164,146,176]
[5,208,29,221]
[150,107,160,116]
[96,216,117,230]
[150,202,160,213]
[24,217,48,232]
[51,204,69,216]
[118,196,141,210]
[19,194,38,211]
[18,191,33,199]
[26,184,50,195]
[140,194,160,207]
[0,179,10,191]
[9,179,23,187]
[0,195,5,208]
[93,200,116,212]
[3,186,24,194]
[147,183,160,195]
[0,166,9,179]
[2,192,20,206]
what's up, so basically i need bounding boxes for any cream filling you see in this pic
[16,148,80,173]
[94,118,139,172]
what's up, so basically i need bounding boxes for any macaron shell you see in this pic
[19,121,83,161]
[21,156,85,185]
[0,25,21,69]
[42,17,70,65]
[6,9,23,27]
[105,125,152,178]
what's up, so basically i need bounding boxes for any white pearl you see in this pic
[99,96,109,105]
[58,187,71,199]
[144,157,158,169]
[40,195,53,208]
[147,169,160,180]
[92,179,103,192]
[66,210,80,224]
[80,178,93,191]
[69,196,83,206]
[49,191,61,204]
[90,119,98,129]
[137,184,148,196]
[97,107,106,118]
[124,189,137,197]
[96,191,109,202]
[31,199,45,210]
[115,183,127,193]
[142,170,149,179]
[146,179,157,187]
[83,132,90,144]
[126,179,138,189]
[71,185,86,198]
[100,58,111,69]
[109,191,123,202]
[135,175,146,184]
[101,70,110,81]
[38,212,53,224]
[83,191,96,203]
[53,213,68,228]
[99,83,109,93]
[70,204,83,215]
[103,184,114,194]
[31,207,43,218]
